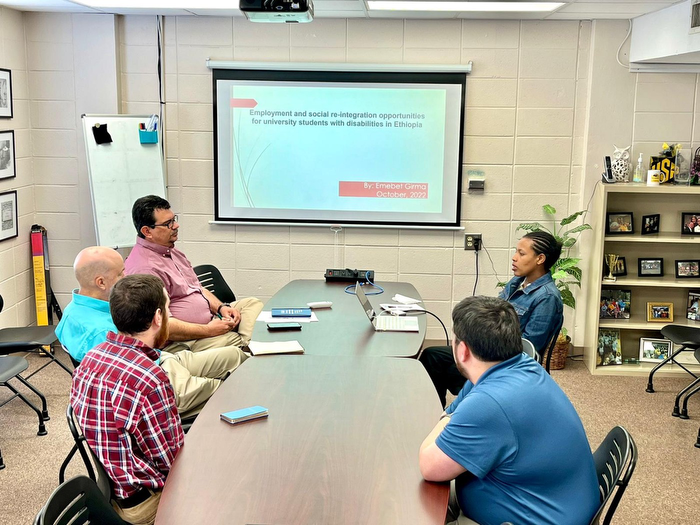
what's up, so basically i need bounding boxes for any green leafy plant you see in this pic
[501,205,592,336]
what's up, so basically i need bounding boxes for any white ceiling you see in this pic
[0,0,685,20]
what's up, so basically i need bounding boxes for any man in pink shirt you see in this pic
[124,195,263,360]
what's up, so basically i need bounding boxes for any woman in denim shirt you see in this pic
[420,231,564,407]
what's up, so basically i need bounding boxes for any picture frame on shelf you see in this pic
[681,212,700,235]
[597,328,622,366]
[687,291,700,322]
[0,68,12,119]
[600,289,631,320]
[606,212,634,234]
[671,343,700,366]
[638,258,663,277]
[675,260,700,278]
[641,214,660,235]
[0,189,18,242]
[639,338,672,363]
[647,302,673,322]
[0,129,15,181]
[603,256,627,277]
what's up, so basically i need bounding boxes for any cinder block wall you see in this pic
[5,12,699,344]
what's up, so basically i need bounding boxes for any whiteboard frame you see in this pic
[82,114,167,249]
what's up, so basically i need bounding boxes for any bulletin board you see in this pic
[81,114,166,248]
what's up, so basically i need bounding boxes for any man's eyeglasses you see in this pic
[151,214,178,230]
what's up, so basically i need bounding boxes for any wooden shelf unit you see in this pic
[583,183,700,376]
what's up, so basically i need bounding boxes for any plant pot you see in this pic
[543,333,570,370]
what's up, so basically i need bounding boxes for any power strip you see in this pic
[325,268,375,282]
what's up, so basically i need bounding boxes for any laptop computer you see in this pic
[355,282,420,332]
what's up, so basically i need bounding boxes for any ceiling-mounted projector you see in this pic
[240,0,314,23]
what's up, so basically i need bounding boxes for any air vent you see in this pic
[692,0,700,33]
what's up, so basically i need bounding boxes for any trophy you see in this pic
[604,254,619,282]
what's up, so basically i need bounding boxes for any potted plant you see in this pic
[503,205,592,368]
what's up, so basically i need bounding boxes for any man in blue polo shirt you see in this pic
[419,296,599,525]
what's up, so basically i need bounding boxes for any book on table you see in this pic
[248,340,305,356]
[220,405,269,425]
[271,307,312,317]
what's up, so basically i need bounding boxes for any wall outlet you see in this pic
[464,234,482,251]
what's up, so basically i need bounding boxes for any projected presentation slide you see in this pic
[214,71,465,227]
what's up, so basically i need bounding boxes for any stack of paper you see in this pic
[248,340,305,356]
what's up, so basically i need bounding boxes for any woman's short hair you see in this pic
[522,231,563,271]
[110,274,166,335]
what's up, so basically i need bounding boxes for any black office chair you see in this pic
[0,295,72,379]
[59,404,111,497]
[646,324,700,393]
[588,426,637,525]
[34,475,128,525]
[542,314,564,374]
[193,264,236,303]
[672,347,700,420]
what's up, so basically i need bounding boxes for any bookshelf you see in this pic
[583,184,700,376]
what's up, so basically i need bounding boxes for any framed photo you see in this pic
[675,260,700,278]
[599,289,631,320]
[597,328,622,366]
[671,343,700,366]
[687,291,700,321]
[606,212,634,234]
[0,68,12,119]
[0,130,16,181]
[639,338,672,363]
[647,302,673,322]
[0,190,18,242]
[604,256,627,277]
[641,214,660,235]
[638,258,663,277]
[681,212,700,235]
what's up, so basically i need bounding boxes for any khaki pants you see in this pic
[164,296,263,353]
[112,490,161,525]
[159,345,247,418]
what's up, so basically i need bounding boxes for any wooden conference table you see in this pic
[156,281,448,525]
[251,279,428,357]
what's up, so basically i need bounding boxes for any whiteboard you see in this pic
[82,114,166,248]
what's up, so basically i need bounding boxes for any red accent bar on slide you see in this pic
[339,181,429,199]
[230,98,258,108]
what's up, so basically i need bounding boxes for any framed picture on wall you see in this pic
[0,68,12,119]
[0,130,15,181]
[0,190,18,242]
[641,214,660,235]
[639,338,672,363]
[606,212,634,234]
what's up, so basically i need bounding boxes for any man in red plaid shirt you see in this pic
[70,274,184,525]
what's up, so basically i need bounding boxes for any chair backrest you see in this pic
[589,425,637,525]
[193,264,236,303]
[521,338,540,362]
[61,404,112,498]
[542,313,564,372]
[35,475,128,525]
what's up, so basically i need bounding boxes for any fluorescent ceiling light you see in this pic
[73,0,233,7]
[368,1,564,12]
